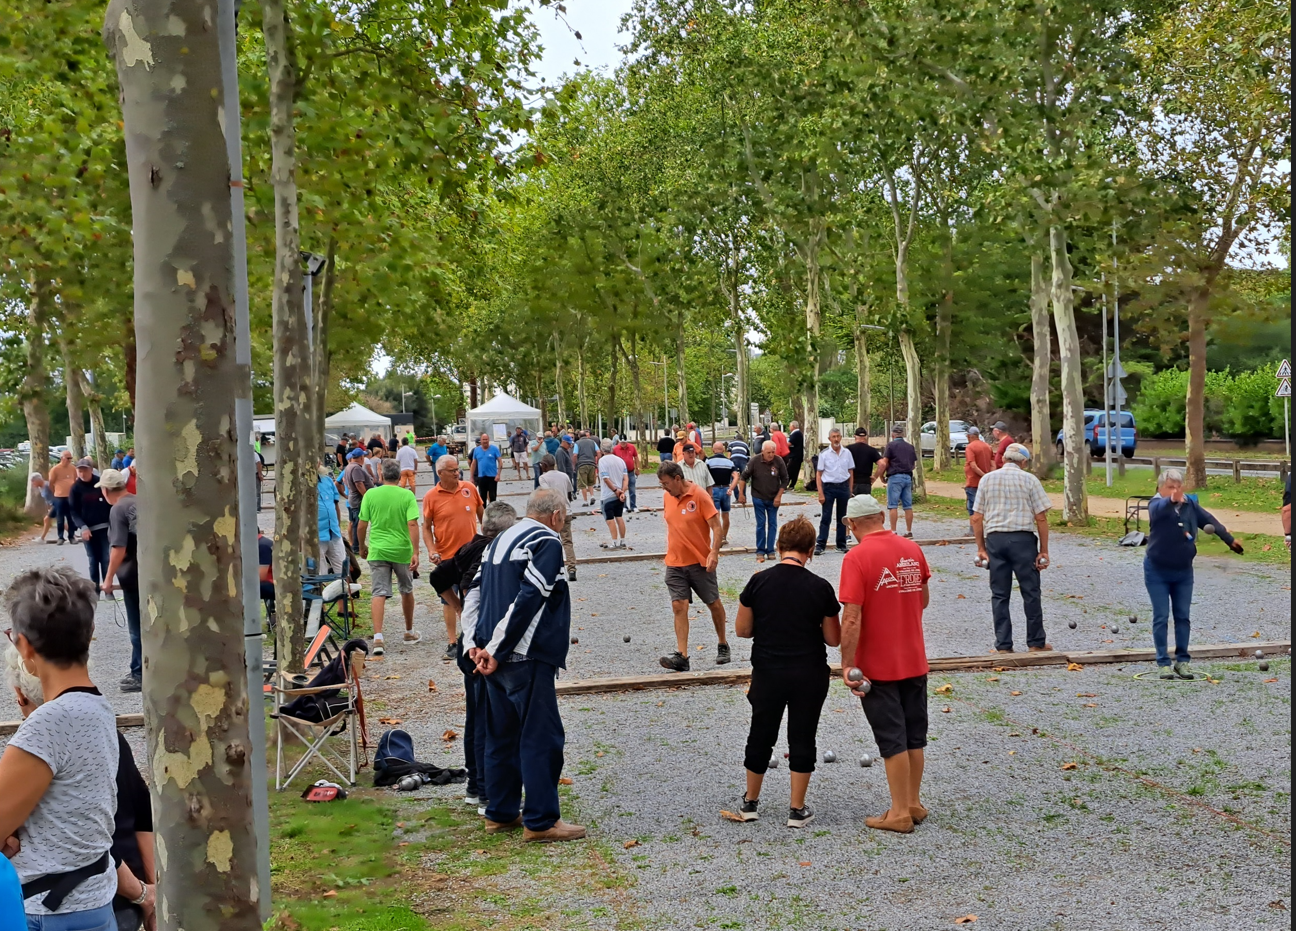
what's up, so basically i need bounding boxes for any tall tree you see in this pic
[104,0,261,927]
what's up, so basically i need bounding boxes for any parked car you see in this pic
[920,420,975,455]
[1056,410,1137,459]
[449,422,469,449]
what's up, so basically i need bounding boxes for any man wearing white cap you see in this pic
[838,494,931,834]
[971,443,1053,653]
[96,469,143,691]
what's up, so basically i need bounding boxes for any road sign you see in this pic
[1277,378,1291,398]
[1277,359,1292,379]
[1106,382,1128,406]
[1106,359,1127,380]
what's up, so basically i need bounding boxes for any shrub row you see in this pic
[1131,366,1288,444]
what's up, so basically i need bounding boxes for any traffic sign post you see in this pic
[1277,360,1291,458]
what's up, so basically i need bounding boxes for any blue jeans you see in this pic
[627,472,637,510]
[711,486,732,513]
[817,481,850,549]
[753,497,779,556]
[1144,560,1194,666]
[660,453,673,462]
[964,486,977,516]
[82,528,111,590]
[886,474,913,511]
[54,496,75,542]
[483,660,565,831]
[347,505,361,550]
[120,576,142,680]
[26,903,115,930]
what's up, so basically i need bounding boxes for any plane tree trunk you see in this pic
[79,371,114,468]
[21,278,51,508]
[1029,251,1054,475]
[1049,222,1088,522]
[104,1,262,926]
[59,335,87,460]
[262,0,308,668]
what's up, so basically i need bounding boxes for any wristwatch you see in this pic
[131,883,150,906]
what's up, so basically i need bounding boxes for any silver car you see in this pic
[920,420,973,454]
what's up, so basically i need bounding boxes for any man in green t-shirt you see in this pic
[356,458,421,657]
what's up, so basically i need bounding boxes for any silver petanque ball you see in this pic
[823,750,837,763]
[1068,620,1077,629]
[859,754,873,768]
[768,757,779,770]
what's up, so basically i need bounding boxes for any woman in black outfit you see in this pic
[733,516,841,828]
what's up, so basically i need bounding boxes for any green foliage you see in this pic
[1223,368,1285,445]
[1133,366,1286,441]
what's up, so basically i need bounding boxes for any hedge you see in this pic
[1131,366,1287,443]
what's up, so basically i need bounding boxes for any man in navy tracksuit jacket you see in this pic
[472,487,587,842]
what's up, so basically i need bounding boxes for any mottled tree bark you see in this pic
[899,328,926,500]
[800,219,826,485]
[1183,287,1210,489]
[932,227,954,473]
[313,238,336,446]
[21,278,51,509]
[261,0,308,669]
[1049,223,1088,522]
[854,320,871,431]
[59,335,87,460]
[78,371,114,469]
[674,309,689,424]
[104,1,262,927]
[1029,252,1053,475]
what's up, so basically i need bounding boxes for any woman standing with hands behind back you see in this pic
[730,517,841,829]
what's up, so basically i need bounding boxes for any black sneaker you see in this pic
[716,643,732,665]
[813,546,826,556]
[835,547,849,554]
[787,804,815,829]
[442,642,457,662]
[119,676,142,693]
[567,570,577,582]
[659,651,690,672]
[736,794,759,822]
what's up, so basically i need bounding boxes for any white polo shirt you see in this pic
[817,445,854,484]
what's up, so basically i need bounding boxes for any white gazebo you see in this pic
[324,402,393,446]
[466,392,542,446]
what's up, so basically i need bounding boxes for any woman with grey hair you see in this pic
[0,567,120,928]
[1145,468,1244,679]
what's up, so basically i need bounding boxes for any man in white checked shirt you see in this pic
[970,443,1053,653]
[814,428,854,555]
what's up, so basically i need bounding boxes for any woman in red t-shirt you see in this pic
[838,494,931,835]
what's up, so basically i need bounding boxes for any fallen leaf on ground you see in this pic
[1008,732,1021,737]
[935,684,953,694]
[1251,631,1260,638]
[1077,692,1097,698]
[1010,691,1022,696]
[322,890,337,899]
[941,706,952,713]
[1082,703,1097,708]
[591,613,599,616]
[441,729,457,741]
[396,822,405,828]
[956,594,966,600]
[955,916,977,925]
[623,839,639,849]
[798,861,812,867]
[1265,677,1278,683]
[596,751,604,757]
[427,680,437,692]
[559,777,573,785]
[986,676,1000,682]
[1061,762,1078,771]
[720,810,747,823]
[1067,663,1084,671]
[378,717,402,725]
[384,675,401,680]
[1262,543,1272,551]
[398,841,410,847]
[474,849,486,855]
[993,666,1005,672]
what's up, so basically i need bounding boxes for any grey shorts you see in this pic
[369,560,413,598]
[665,564,719,605]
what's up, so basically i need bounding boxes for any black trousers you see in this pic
[986,531,1047,650]
[784,453,803,490]
[743,663,830,774]
[477,476,498,503]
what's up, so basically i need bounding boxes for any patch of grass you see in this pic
[266,781,634,931]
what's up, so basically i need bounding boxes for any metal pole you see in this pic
[889,332,896,429]
[1285,398,1290,458]
[1113,223,1125,477]
[217,0,272,917]
[1102,274,1112,487]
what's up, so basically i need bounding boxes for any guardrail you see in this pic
[1132,456,1290,483]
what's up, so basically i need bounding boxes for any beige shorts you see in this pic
[369,560,413,598]
[577,463,598,489]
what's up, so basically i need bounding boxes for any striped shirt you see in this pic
[472,517,571,668]
[727,440,750,463]
[971,462,1052,534]
[678,458,714,489]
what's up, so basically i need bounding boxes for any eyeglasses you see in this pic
[4,627,14,645]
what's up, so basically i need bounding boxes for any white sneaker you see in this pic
[464,795,482,806]
[404,630,422,645]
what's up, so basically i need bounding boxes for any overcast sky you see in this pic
[530,0,634,85]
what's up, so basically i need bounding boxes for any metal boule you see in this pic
[1255,649,1264,659]
[974,557,988,568]
[623,635,631,643]
[1202,523,1215,534]
[1068,620,1077,629]
[1128,615,1138,623]
[856,677,872,695]
[768,758,779,769]
[397,774,421,792]
[571,637,579,644]
[846,667,864,684]
[1259,661,1269,671]
[859,754,873,768]
[823,750,837,763]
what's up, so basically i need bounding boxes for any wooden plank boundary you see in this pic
[576,537,975,565]
[553,641,1291,696]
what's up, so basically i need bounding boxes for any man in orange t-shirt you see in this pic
[962,426,994,534]
[657,460,727,673]
[422,454,484,659]
[47,449,79,544]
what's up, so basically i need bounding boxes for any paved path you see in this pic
[924,479,1281,535]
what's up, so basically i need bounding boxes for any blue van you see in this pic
[1056,410,1137,459]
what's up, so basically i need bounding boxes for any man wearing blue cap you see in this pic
[342,447,376,551]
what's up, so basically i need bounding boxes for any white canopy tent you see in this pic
[324,402,392,445]
[466,392,542,446]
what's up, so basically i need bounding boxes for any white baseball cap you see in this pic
[845,495,884,519]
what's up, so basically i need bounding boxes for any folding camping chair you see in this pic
[302,570,358,640]
[271,644,369,789]
[263,625,337,696]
